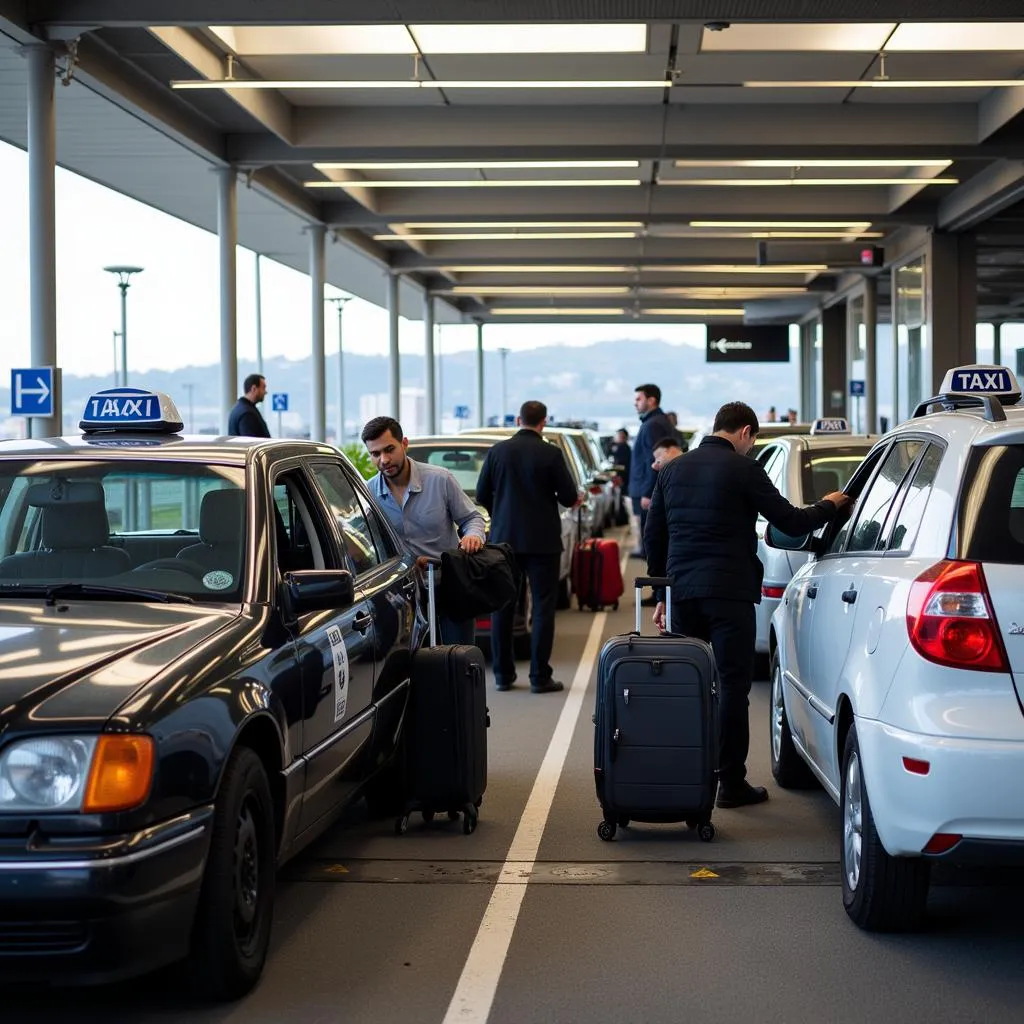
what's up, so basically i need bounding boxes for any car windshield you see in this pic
[407,445,489,498]
[0,459,247,601]
[958,444,1024,565]
[800,447,871,502]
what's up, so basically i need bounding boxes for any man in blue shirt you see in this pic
[362,416,486,645]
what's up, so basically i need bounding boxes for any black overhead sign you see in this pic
[706,324,790,363]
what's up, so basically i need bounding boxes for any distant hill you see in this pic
[1,339,799,439]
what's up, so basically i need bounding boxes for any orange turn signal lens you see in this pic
[82,735,155,813]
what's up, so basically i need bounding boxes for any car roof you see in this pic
[890,400,1024,446]
[407,435,498,447]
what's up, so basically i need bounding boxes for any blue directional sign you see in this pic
[503,414,516,426]
[454,404,470,420]
[849,379,866,397]
[10,367,54,418]
[271,393,289,413]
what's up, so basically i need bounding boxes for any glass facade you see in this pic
[892,256,928,424]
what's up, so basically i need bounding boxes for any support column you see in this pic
[27,45,60,438]
[386,273,400,417]
[309,225,327,443]
[821,304,847,419]
[994,321,1003,365]
[928,231,977,394]
[864,276,878,433]
[217,167,238,435]
[255,253,264,375]
[424,294,436,434]
[799,321,814,421]
[475,320,485,427]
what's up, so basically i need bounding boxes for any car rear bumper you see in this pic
[856,717,1024,860]
[0,806,212,985]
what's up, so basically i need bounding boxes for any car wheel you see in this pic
[189,746,276,1001]
[556,573,571,610]
[840,724,930,932]
[513,587,533,660]
[769,651,817,789]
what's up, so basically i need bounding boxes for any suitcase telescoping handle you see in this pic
[425,559,442,648]
[634,575,671,635]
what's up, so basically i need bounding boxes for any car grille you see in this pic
[0,920,89,954]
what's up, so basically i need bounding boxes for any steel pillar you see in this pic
[821,304,847,419]
[928,231,977,395]
[217,167,238,435]
[386,273,400,417]
[424,295,436,434]
[309,224,327,443]
[475,321,485,428]
[863,277,878,433]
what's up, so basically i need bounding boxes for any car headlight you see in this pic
[0,737,97,811]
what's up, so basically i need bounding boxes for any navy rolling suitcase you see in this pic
[593,576,720,842]
[396,564,488,836]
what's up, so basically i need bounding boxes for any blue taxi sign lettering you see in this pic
[810,417,850,435]
[79,387,183,434]
[941,364,1020,398]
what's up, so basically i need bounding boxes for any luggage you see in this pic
[593,576,720,842]
[572,537,624,612]
[396,563,489,836]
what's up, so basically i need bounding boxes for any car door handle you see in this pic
[806,585,818,599]
[353,611,372,633]
[841,588,858,604]
[402,579,417,599]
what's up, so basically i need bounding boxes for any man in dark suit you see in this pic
[227,374,271,437]
[476,400,579,693]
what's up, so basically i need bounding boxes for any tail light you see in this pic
[589,484,604,495]
[762,585,786,599]
[906,560,1008,672]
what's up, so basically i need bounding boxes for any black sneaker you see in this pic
[716,782,769,808]
[495,675,517,692]
[530,679,565,694]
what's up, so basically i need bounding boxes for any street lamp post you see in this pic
[112,331,121,385]
[327,295,352,445]
[498,347,510,423]
[103,266,143,387]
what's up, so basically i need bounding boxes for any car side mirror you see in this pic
[764,525,814,552]
[283,569,355,615]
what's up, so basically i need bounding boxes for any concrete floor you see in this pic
[16,550,1024,1023]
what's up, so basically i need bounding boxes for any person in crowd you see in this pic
[644,401,850,809]
[627,383,675,559]
[228,374,271,437]
[651,435,685,471]
[611,428,633,524]
[766,406,778,423]
[787,408,798,425]
[362,416,486,645]
[475,400,578,693]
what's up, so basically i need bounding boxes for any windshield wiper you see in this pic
[0,582,193,606]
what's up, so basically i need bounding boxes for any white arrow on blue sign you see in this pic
[10,367,54,417]
[271,393,289,412]
[454,404,470,419]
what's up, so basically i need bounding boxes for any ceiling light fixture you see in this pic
[690,220,873,229]
[399,221,646,229]
[171,78,672,90]
[316,160,639,170]
[451,286,630,295]
[661,177,958,186]
[742,79,1024,89]
[656,230,884,239]
[308,179,642,189]
[437,265,634,273]
[673,158,951,168]
[488,307,628,315]
[432,264,827,274]
[372,232,638,241]
[642,308,746,316]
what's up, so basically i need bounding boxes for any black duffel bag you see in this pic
[438,542,520,621]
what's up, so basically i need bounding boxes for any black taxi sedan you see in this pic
[0,388,419,999]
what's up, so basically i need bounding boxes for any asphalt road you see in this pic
[18,547,1024,1023]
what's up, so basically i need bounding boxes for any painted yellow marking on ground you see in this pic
[323,864,349,874]
[690,867,719,879]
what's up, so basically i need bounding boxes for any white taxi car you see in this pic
[766,365,1024,932]
[754,419,875,659]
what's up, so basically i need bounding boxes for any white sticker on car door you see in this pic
[326,624,350,723]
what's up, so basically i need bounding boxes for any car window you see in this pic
[958,445,1024,564]
[408,445,488,498]
[800,446,870,503]
[307,462,381,576]
[273,473,328,573]
[881,444,943,553]
[354,488,398,561]
[845,440,924,554]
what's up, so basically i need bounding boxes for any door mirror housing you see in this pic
[764,525,815,552]
[283,569,355,615]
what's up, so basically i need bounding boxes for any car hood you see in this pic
[0,600,239,734]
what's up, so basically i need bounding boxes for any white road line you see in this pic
[442,547,630,1024]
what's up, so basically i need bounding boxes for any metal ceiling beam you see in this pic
[978,85,1024,142]
[27,0,1024,26]
[148,26,295,144]
[938,160,1024,232]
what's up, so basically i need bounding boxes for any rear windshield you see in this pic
[957,444,1024,564]
[407,446,488,499]
[800,447,871,502]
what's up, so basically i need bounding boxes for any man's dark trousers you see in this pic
[491,553,560,686]
[671,597,756,787]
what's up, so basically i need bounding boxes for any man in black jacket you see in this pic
[476,400,579,693]
[645,401,850,808]
[227,374,271,437]
[627,384,675,559]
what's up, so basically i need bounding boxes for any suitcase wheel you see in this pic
[612,601,619,611]
[462,804,478,835]
[395,814,410,836]
[697,822,716,843]
[597,819,617,842]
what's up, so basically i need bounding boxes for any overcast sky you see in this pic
[0,139,710,385]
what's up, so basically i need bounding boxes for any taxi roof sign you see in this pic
[79,388,184,434]
[810,417,850,435]
[940,364,1021,403]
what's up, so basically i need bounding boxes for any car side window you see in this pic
[845,440,924,554]
[756,447,783,515]
[881,444,943,553]
[272,472,329,573]
[354,488,398,561]
[307,462,381,576]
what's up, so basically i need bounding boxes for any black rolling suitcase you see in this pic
[593,576,720,842]
[396,563,488,836]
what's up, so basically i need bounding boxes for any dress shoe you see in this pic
[494,675,517,692]
[716,781,769,808]
[530,679,565,694]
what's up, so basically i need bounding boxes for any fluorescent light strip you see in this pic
[439,265,634,272]
[308,179,641,189]
[373,232,638,241]
[171,78,672,90]
[451,286,629,295]
[647,287,807,298]
[642,308,746,316]
[399,221,645,229]
[489,307,627,316]
[436,264,826,273]
[674,159,951,168]
[316,160,639,170]
[690,221,872,229]
[661,177,958,186]
[743,79,1024,88]
[658,231,884,239]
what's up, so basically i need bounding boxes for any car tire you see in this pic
[189,746,276,1001]
[840,724,930,932]
[769,651,817,789]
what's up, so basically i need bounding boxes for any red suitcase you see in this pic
[573,537,624,611]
